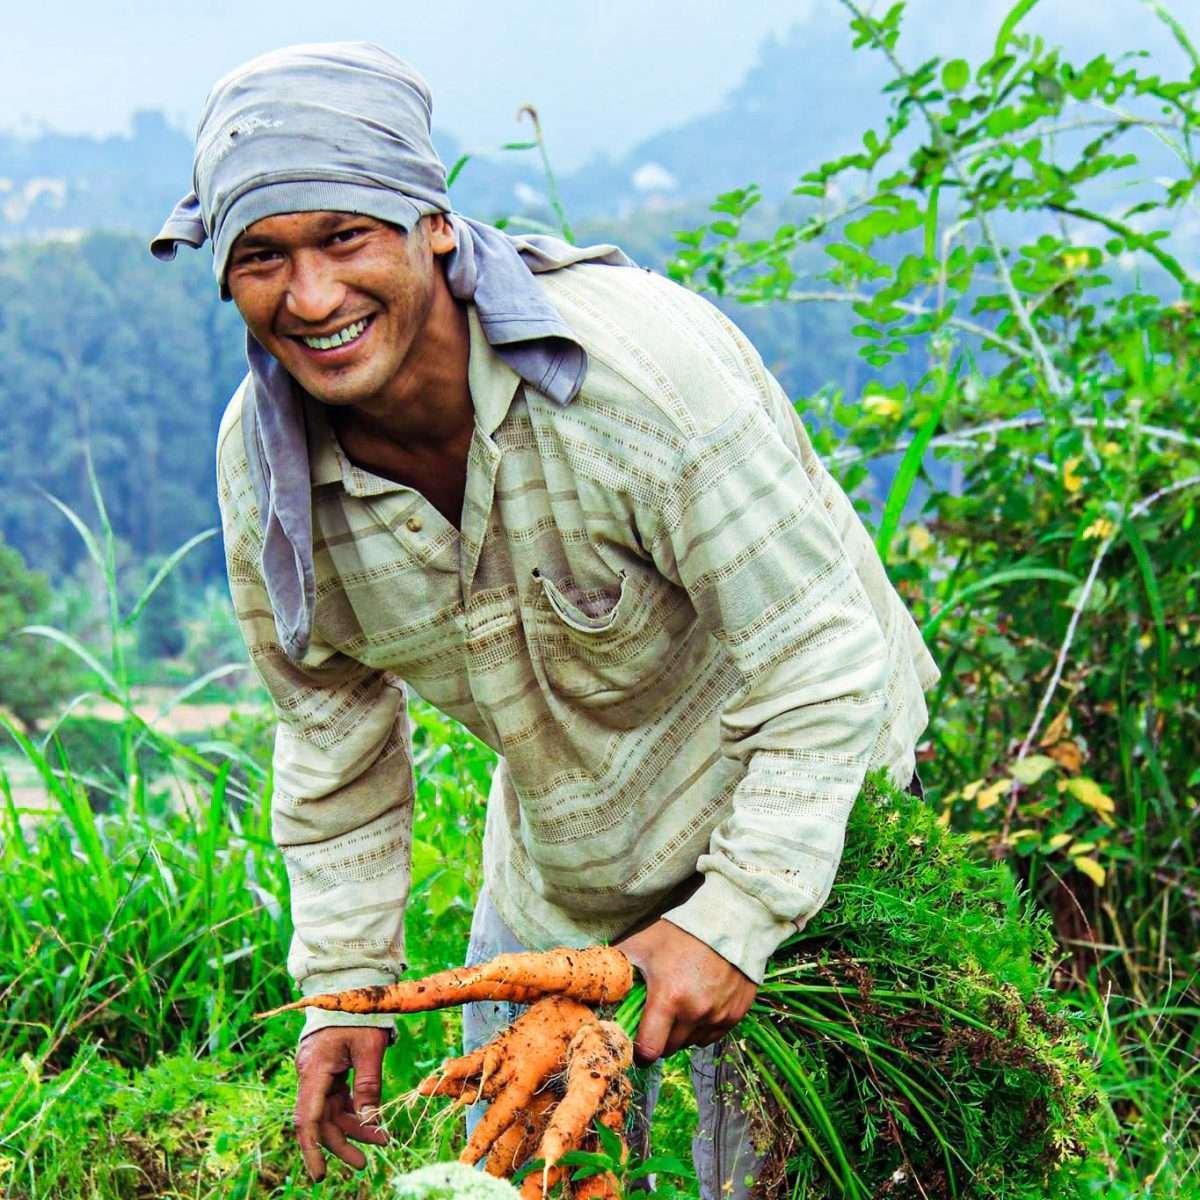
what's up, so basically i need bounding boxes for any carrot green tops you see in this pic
[217,263,940,1037]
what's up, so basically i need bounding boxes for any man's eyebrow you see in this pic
[235,213,377,250]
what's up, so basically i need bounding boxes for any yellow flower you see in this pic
[1062,456,1084,494]
[906,524,933,555]
[1100,441,1121,458]
[863,393,903,420]
[1062,248,1091,272]
[1082,516,1115,540]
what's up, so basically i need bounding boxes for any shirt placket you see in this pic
[457,426,507,745]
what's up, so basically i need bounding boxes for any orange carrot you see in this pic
[572,1168,622,1199]
[256,945,632,1019]
[519,1162,566,1200]
[534,1021,633,1171]
[416,1044,489,1098]
[485,1090,558,1178]
[457,996,598,1166]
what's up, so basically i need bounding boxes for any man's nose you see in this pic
[284,253,347,324]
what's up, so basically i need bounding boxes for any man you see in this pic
[153,42,938,1199]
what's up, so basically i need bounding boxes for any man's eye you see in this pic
[330,227,366,245]
[236,249,281,266]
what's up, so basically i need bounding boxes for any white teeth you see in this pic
[301,318,367,350]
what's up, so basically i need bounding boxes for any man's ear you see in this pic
[425,212,456,256]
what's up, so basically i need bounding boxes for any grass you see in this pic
[0,484,1195,1197]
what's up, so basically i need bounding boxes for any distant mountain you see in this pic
[0,20,884,244]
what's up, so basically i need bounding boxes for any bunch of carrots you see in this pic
[260,945,638,1198]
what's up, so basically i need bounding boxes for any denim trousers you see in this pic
[462,889,766,1200]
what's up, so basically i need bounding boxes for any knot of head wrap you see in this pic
[151,41,634,661]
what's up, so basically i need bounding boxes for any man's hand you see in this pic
[614,919,757,1065]
[294,1025,391,1181]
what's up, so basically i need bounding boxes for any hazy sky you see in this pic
[0,1,1192,169]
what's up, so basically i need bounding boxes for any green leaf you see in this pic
[942,59,970,93]
[445,153,471,189]
[627,1154,698,1181]
[593,1118,624,1163]
[1010,755,1057,785]
[995,0,1040,56]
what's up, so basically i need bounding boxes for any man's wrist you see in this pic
[662,872,796,984]
[295,966,400,1043]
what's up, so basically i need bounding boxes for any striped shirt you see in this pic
[216,262,940,1036]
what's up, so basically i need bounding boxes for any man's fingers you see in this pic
[350,1035,386,1126]
[294,1115,328,1182]
[333,1108,390,1144]
[294,1063,342,1181]
[634,998,675,1065]
[319,1116,368,1171]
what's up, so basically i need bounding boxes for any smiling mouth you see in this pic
[291,315,373,352]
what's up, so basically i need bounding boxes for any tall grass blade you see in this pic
[124,528,217,626]
[38,490,106,575]
[17,625,121,696]
[1121,517,1169,678]
[876,361,959,563]
[921,566,1077,640]
[1140,0,1200,69]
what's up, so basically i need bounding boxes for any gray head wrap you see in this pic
[151,41,633,661]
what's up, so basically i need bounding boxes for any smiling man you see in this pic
[153,42,938,1199]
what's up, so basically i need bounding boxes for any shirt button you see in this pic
[406,515,423,533]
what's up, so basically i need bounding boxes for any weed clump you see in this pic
[736,772,1103,1198]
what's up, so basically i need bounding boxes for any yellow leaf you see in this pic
[1072,855,1107,886]
[1065,777,1116,814]
[936,808,951,828]
[1010,755,1057,785]
[1039,707,1070,747]
[1062,456,1084,494]
[1100,441,1121,458]
[976,778,1013,811]
[1062,248,1091,272]
[1047,833,1074,851]
[1083,517,1115,540]
[1045,740,1084,773]
[961,779,984,802]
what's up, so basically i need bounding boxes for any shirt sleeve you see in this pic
[644,395,890,983]
[218,404,413,1040]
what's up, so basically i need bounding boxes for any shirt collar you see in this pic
[305,302,522,495]
[466,303,523,437]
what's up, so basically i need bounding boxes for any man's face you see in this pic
[225,210,453,409]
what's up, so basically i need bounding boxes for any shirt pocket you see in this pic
[528,567,701,725]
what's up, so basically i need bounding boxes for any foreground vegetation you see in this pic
[2,1,1198,1195]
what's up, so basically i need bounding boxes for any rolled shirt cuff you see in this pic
[662,872,798,985]
[297,967,399,1042]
